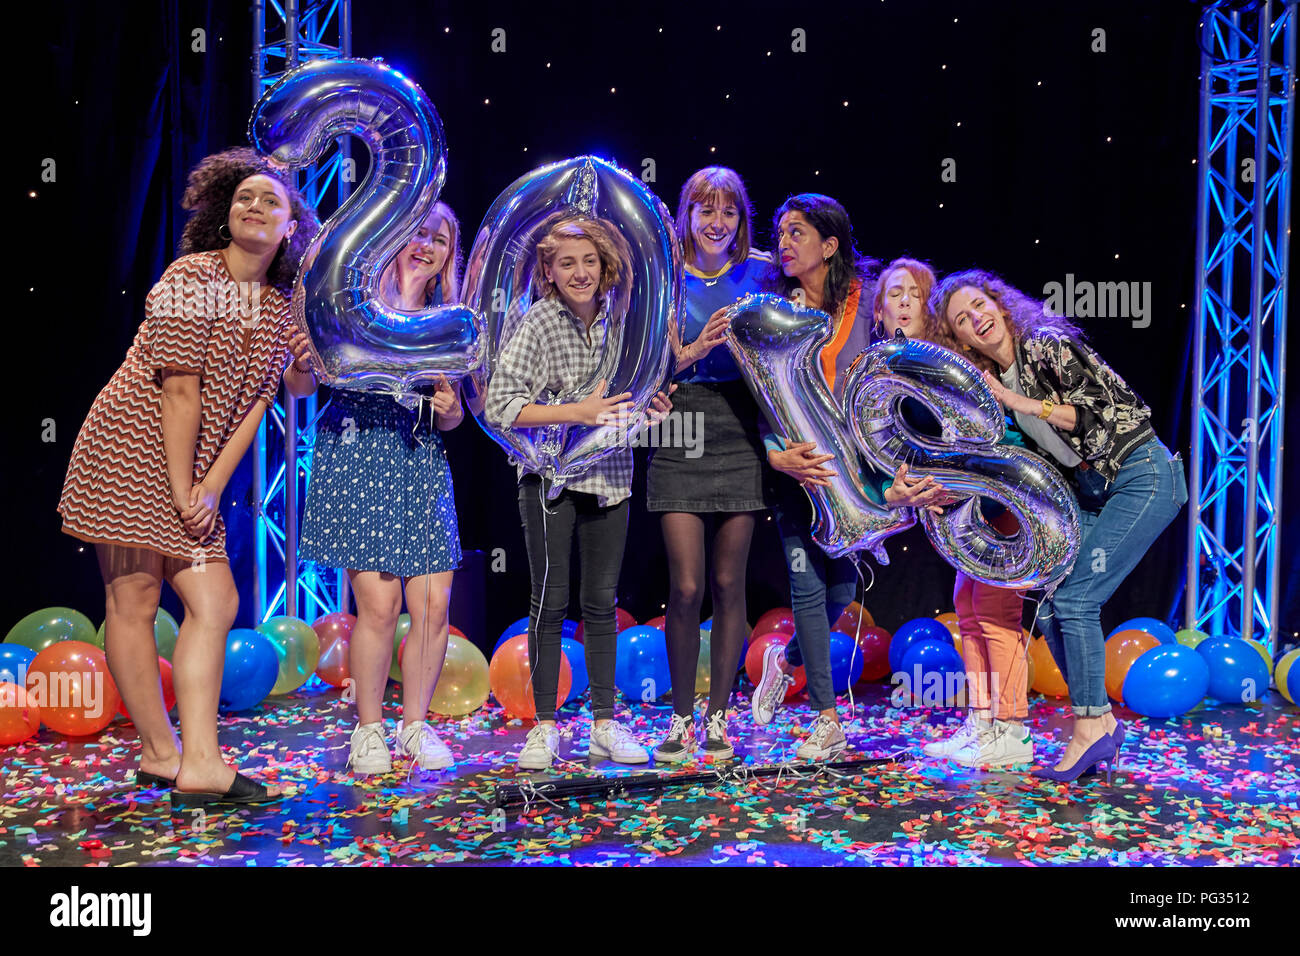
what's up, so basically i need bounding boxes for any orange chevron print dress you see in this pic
[58,250,292,563]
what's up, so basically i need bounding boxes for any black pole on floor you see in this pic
[492,753,900,809]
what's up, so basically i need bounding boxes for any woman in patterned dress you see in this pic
[58,149,320,805]
[298,201,465,776]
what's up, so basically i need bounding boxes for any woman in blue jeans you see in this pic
[934,270,1187,783]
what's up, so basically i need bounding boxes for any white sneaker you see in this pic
[923,713,987,758]
[702,711,734,760]
[347,721,392,775]
[752,643,794,726]
[517,723,560,771]
[796,714,847,760]
[397,719,454,770]
[652,713,698,764]
[588,720,649,764]
[952,720,1034,768]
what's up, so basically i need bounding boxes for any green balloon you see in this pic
[389,613,412,682]
[93,609,181,659]
[695,632,712,695]
[5,607,96,653]
[257,616,321,695]
[1175,628,1209,649]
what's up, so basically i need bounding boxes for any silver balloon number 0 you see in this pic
[844,336,1080,588]
[248,58,482,397]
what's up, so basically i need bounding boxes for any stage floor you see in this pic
[2,684,1297,866]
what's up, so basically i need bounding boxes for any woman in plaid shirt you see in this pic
[486,216,672,770]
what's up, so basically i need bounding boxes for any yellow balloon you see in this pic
[695,632,711,695]
[258,616,321,695]
[1275,648,1298,705]
[934,612,961,641]
[1243,638,1274,677]
[430,635,490,716]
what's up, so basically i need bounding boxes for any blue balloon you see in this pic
[493,617,531,653]
[1121,645,1210,718]
[562,619,580,643]
[889,618,954,674]
[219,629,280,713]
[829,630,865,693]
[0,644,36,685]
[898,640,965,706]
[1110,617,1178,645]
[560,637,589,707]
[700,618,713,632]
[1196,638,1270,704]
[615,626,671,702]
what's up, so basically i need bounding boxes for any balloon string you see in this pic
[844,555,875,725]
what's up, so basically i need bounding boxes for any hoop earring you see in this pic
[218,223,233,241]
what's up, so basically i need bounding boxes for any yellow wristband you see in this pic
[1038,398,1055,420]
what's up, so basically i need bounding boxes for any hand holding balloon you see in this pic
[678,308,730,370]
[768,441,837,488]
[574,379,635,427]
[287,329,317,375]
[430,374,462,426]
[883,463,959,515]
[644,384,677,426]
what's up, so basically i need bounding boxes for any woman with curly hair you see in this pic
[932,269,1186,783]
[751,198,947,760]
[58,148,320,805]
[298,201,466,775]
[485,216,672,771]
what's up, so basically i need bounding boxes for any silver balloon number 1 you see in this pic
[248,58,483,396]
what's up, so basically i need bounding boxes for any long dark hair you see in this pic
[766,193,877,319]
[178,147,319,296]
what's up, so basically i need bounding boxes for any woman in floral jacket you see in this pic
[932,269,1187,784]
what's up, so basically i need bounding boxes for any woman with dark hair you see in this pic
[298,201,465,776]
[932,269,1186,783]
[485,216,673,771]
[751,196,946,759]
[58,148,320,805]
[648,168,772,765]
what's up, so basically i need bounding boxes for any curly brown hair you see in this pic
[178,147,319,295]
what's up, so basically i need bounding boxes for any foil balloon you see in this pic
[248,58,481,397]
[464,155,680,497]
[843,335,1080,589]
[723,293,912,560]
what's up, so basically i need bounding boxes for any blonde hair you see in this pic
[532,216,630,307]
[380,200,462,306]
[675,167,753,267]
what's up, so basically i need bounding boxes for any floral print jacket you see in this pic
[1014,329,1155,482]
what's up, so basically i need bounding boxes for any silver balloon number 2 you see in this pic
[724,294,913,561]
[248,58,482,397]
[845,336,1080,588]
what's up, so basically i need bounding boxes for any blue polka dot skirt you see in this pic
[299,390,462,578]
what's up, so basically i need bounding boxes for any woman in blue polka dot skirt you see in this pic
[299,201,465,776]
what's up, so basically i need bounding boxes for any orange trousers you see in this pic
[953,571,1029,721]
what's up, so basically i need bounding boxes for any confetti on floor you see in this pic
[2,684,1296,867]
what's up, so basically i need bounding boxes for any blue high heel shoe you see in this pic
[1082,719,1126,777]
[1033,732,1118,784]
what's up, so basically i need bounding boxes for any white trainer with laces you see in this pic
[703,711,734,760]
[517,723,560,771]
[652,713,698,764]
[397,719,454,770]
[795,714,847,760]
[923,713,987,758]
[588,720,649,764]
[952,720,1034,768]
[347,721,392,775]
[752,643,794,726]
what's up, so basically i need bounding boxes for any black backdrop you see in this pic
[15,1,1298,654]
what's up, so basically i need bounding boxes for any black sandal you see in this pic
[169,771,282,808]
[135,769,177,790]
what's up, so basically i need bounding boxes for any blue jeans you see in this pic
[769,475,858,713]
[1039,439,1187,716]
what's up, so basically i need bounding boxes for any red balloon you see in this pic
[26,641,121,737]
[744,631,805,700]
[574,609,637,645]
[752,608,796,642]
[0,682,40,746]
[642,615,667,631]
[489,633,571,719]
[313,612,356,688]
[117,657,176,721]
[853,625,893,682]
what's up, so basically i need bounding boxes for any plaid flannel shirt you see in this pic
[485,295,632,506]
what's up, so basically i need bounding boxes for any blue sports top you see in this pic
[675,249,773,384]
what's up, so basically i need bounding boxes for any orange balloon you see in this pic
[313,612,356,688]
[933,612,961,640]
[744,631,805,699]
[1028,635,1069,697]
[26,641,121,736]
[752,608,796,642]
[833,601,876,635]
[853,626,892,682]
[1105,629,1161,702]
[118,657,175,721]
[0,682,40,745]
[488,633,572,719]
